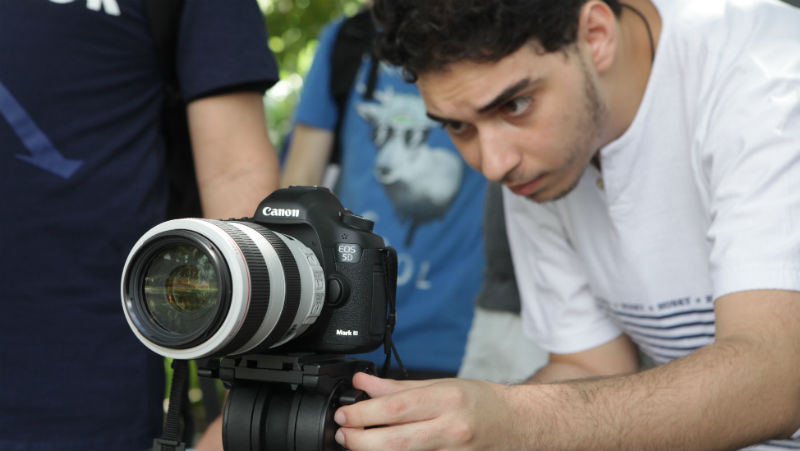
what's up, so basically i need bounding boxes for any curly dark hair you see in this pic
[373,0,622,80]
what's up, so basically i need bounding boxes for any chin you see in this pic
[527,175,581,203]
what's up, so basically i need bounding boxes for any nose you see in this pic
[477,125,519,183]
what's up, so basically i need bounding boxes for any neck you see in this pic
[602,0,662,145]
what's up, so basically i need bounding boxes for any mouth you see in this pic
[509,174,546,197]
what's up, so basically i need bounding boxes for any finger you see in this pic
[336,382,456,429]
[336,420,456,451]
[353,372,438,398]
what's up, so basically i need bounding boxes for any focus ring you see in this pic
[240,223,302,349]
[212,221,270,354]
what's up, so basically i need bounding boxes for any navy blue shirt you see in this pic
[0,1,277,449]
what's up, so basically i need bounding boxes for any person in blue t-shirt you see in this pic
[0,1,279,449]
[281,10,487,378]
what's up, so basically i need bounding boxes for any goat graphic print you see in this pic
[356,87,463,246]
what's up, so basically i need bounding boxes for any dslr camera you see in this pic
[121,186,398,450]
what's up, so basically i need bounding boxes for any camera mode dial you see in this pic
[341,211,374,232]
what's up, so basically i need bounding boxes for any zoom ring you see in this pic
[212,221,271,354]
[240,223,302,349]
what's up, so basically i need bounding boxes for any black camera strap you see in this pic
[380,247,407,378]
[153,359,189,451]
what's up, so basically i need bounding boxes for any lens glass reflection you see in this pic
[143,244,221,335]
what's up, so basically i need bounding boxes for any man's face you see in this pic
[418,44,608,202]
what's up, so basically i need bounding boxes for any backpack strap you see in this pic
[329,9,378,166]
[144,2,211,447]
[145,0,203,220]
[145,0,182,100]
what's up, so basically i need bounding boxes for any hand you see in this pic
[334,372,518,450]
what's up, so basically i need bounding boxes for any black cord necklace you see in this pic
[592,3,656,178]
[621,3,655,64]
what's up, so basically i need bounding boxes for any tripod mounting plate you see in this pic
[212,353,374,393]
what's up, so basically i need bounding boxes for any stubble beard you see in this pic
[536,55,607,203]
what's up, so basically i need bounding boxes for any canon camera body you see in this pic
[121,186,397,360]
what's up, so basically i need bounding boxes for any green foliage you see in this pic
[258,0,368,151]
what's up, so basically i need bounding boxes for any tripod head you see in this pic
[202,354,374,451]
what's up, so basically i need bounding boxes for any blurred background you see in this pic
[258,0,368,153]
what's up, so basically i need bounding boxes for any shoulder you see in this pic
[313,16,349,56]
[658,0,800,145]
[661,0,800,61]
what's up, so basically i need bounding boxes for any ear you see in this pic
[577,1,618,73]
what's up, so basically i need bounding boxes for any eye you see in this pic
[500,97,532,117]
[443,120,472,137]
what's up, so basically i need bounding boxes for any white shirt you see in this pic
[505,0,800,366]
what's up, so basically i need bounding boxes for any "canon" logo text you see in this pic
[262,207,301,218]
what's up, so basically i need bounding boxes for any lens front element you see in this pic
[122,229,232,352]
[143,244,221,335]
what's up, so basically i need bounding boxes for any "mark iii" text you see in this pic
[336,329,359,336]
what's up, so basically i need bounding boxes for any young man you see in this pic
[332,0,800,449]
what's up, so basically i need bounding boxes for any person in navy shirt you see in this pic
[0,1,279,449]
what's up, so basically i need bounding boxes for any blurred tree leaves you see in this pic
[258,0,368,152]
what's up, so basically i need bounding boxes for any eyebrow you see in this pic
[477,78,535,114]
[425,77,539,124]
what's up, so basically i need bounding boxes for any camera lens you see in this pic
[123,231,232,351]
[121,219,325,360]
[142,243,222,335]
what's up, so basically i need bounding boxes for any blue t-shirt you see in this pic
[0,1,277,449]
[294,18,487,373]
